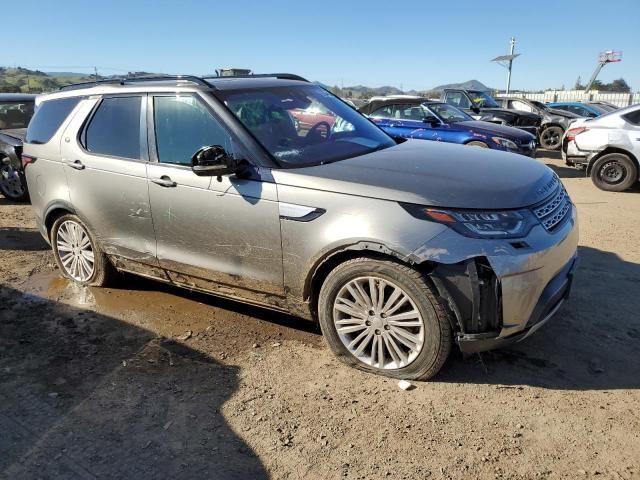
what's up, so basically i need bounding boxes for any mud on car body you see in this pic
[23,74,578,380]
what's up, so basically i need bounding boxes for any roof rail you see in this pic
[204,73,309,82]
[58,73,309,92]
[59,75,213,92]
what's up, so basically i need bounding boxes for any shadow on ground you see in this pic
[439,245,640,390]
[0,284,267,479]
[0,227,49,251]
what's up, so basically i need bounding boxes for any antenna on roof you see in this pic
[491,37,520,94]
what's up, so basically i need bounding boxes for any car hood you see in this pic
[272,140,555,209]
[456,120,535,141]
[546,108,581,119]
[481,108,540,120]
[0,128,26,143]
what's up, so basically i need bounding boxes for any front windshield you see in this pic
[427,103,473,123]
[467,91,499,108]
[531,100,549,111]
[220,85,395,167]
[0,101,35,129]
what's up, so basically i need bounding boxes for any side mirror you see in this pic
[191,145,236,177]
[471,105,481,114]
[423,116,441,127]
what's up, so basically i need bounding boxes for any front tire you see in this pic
[591,153,638,192]
[539,125,563,150]
[0,158,29,201]
[317,258,452,380]
[51,214,113,286]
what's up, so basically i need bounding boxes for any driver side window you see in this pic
[153,95,234,165]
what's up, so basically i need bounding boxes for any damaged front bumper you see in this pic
[411,204,579,353]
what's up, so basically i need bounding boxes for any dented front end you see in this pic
[415,204,579,353]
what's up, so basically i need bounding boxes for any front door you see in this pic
[146,93,284,301]
[61,94,157,264]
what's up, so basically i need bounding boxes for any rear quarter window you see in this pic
[622,109,640,126]
[25,97,81,144]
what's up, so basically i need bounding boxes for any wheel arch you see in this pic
[586,147,639,176]
[44,202,77,238]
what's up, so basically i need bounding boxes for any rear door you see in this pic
[145,93,284,299]
[61,94,157,265]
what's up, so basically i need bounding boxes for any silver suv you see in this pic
[23,74,578,380]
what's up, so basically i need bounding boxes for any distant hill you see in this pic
[0,67,95,93]
[44,71,89,77]
[430,79,493,92]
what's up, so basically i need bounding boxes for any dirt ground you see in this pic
[1,152,639,480]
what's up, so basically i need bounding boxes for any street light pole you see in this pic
[506,37,515,94]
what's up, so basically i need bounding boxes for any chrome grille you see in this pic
[532,183,572,231]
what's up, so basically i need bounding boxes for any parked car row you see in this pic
[18,73,579,381]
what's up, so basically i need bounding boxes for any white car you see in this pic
[562,104,640,191]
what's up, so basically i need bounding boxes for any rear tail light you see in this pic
[566,127,587,141]
[21,155,36,169]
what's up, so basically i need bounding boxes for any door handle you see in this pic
[66,160,85,170]
[151,176,177,187]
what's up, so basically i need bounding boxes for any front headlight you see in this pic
[491,136,518,149]
[400,203,538,239]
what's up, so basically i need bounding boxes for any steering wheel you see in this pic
[307,121,332,141]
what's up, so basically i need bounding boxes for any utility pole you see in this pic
[94,66,98,81]
[491,37,520,94]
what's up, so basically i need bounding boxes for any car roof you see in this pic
[0,93,37,102]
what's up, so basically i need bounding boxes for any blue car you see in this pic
[359,98,537,157]
[546,102,610,118]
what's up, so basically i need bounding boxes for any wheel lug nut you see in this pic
[365,320,371,326]
[384,325,390,331]
[368,310,375,316]
[381,313,386,318]
[374,329,381,335]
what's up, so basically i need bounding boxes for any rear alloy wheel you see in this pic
[539,126,563,150]
[591,153,638,192]
[0,159,28,201]
[318,258,452,380]
[51,214,113,286]
[466,141,488,148]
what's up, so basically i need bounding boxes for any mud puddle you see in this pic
[24,269,321,352]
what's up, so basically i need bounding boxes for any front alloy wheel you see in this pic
[539,126,563,150]
[333,276,424,369]
[0,161,27,201]
[318,258,452,380]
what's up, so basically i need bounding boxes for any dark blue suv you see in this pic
[359,97,537,157]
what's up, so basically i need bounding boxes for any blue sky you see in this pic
[7,0,639,91]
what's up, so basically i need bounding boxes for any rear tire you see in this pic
[539,125,563,150]
[590,153,638,192]
[466,141,488,148]
[317,258,452,380]
[51,214,114,287]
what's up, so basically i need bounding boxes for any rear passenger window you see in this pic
[25,97,80,144]
[85,96,141,159]
[153,96,233,165]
